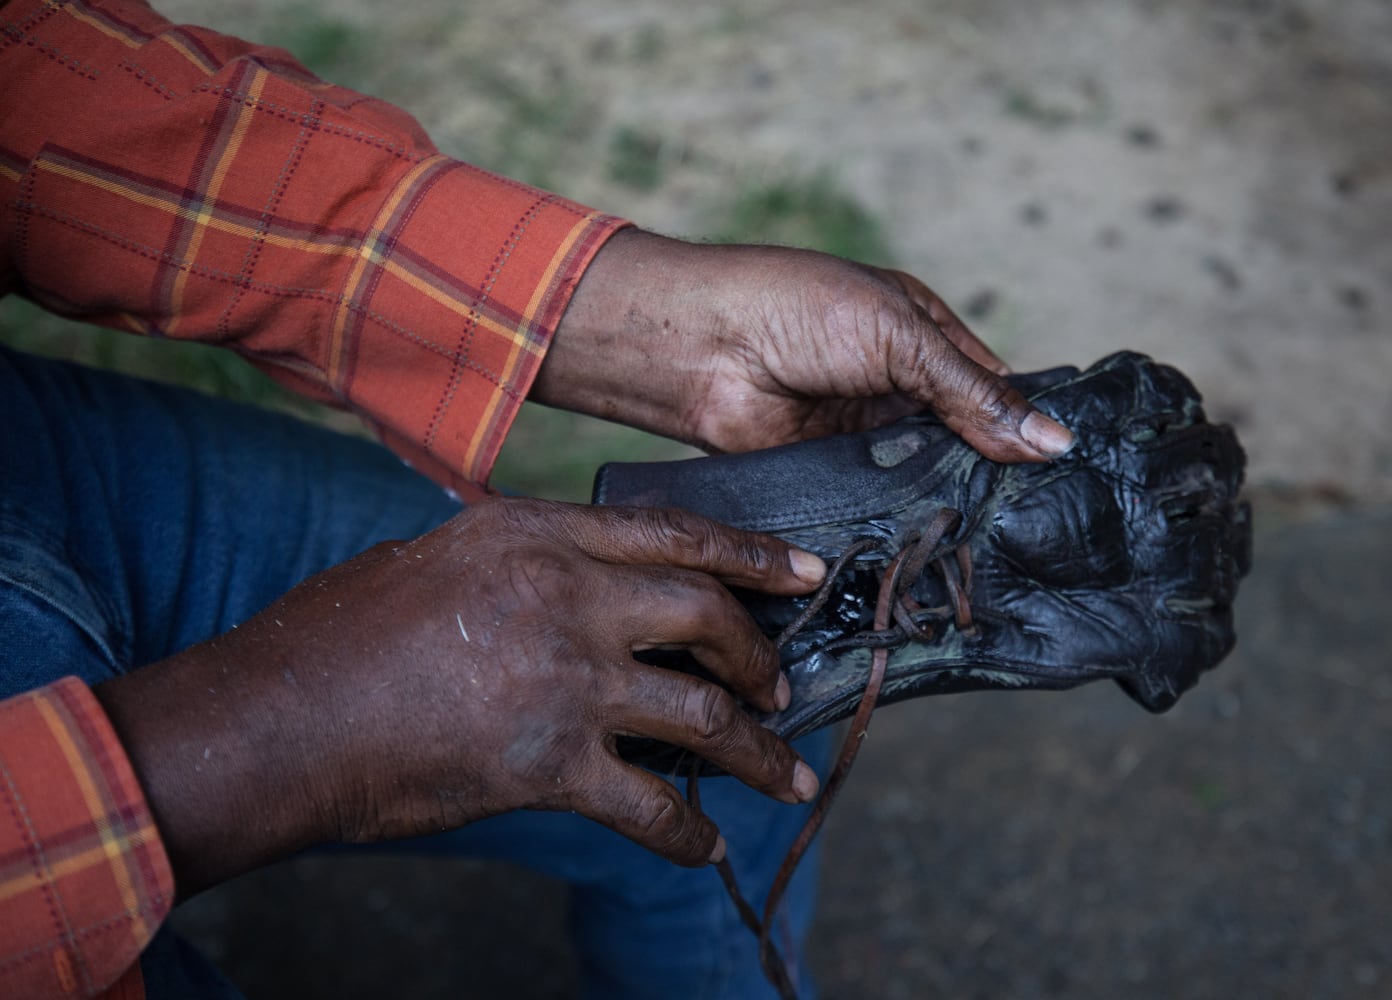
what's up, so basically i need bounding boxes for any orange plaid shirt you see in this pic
[0,0,626,995]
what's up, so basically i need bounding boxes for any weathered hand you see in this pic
[537,228,1073,462]
[95,498,826,896]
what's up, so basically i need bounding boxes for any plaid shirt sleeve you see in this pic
[0,678,172,1000]
[2,2,633,996]
[0,0,628,497]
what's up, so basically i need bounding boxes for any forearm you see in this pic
[535,229,715,439]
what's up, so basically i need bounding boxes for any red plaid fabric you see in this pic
[2,1,630,996]
[0,678,171,999]
[0,0,626,496]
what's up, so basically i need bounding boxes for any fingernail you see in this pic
[789,549,826,585]
[775,673,792,712]
[793,761,820,803]
[1021,410,1075,457]
[708,834,727,864]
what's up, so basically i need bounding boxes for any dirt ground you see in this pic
[151,0,1391,996]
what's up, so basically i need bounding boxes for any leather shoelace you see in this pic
[686,507,975,1000]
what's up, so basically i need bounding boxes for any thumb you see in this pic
[892,329,1074,463]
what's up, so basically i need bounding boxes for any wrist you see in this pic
[533,228,731,444]
[93,637,337,898]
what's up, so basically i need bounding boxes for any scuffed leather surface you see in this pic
[594,352,1251,761]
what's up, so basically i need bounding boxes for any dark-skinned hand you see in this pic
[95,498,826,898]
[535,228,1074,461]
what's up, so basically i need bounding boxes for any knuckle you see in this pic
[507,720,586,793]
[477,494,538,528]
[506,551,564,595]
[643,507,708,560]
[635,788,701,861]
[638,793,681,843]
[469,496,568,543]
[748,634,782,681]
[969,375,1018,427]
[643,508,782,578]
[728,534,779,578]
[877,299,925,356]
[680,574,733,623]
[682,684,740,743]
[488,550,575,612]
[759,736,799,785]
[739,731,797,792]
[886,316,951,388]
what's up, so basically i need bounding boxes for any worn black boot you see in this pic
[594,352,1251,766]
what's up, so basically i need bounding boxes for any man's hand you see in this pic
[94,499,826,897]
[537,228,1073,462]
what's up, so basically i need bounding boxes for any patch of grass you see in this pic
[607,126,665,191]
[710,7,763,35]
[630,23,665,63]
[470,75,593,190]
[1003,89,1075,129]
[705,170,895,265]
[1001,80,1110,130]
[490,403,696,502]
[265,4,371,86]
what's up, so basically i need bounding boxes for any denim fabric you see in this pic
[0,345,827,999]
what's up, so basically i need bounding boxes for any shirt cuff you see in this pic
[0,678,173,998]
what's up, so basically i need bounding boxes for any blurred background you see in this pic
[4,0,1388,996]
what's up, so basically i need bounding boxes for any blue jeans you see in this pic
[0,345,828,999]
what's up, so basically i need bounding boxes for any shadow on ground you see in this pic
[173,507,1391,998]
